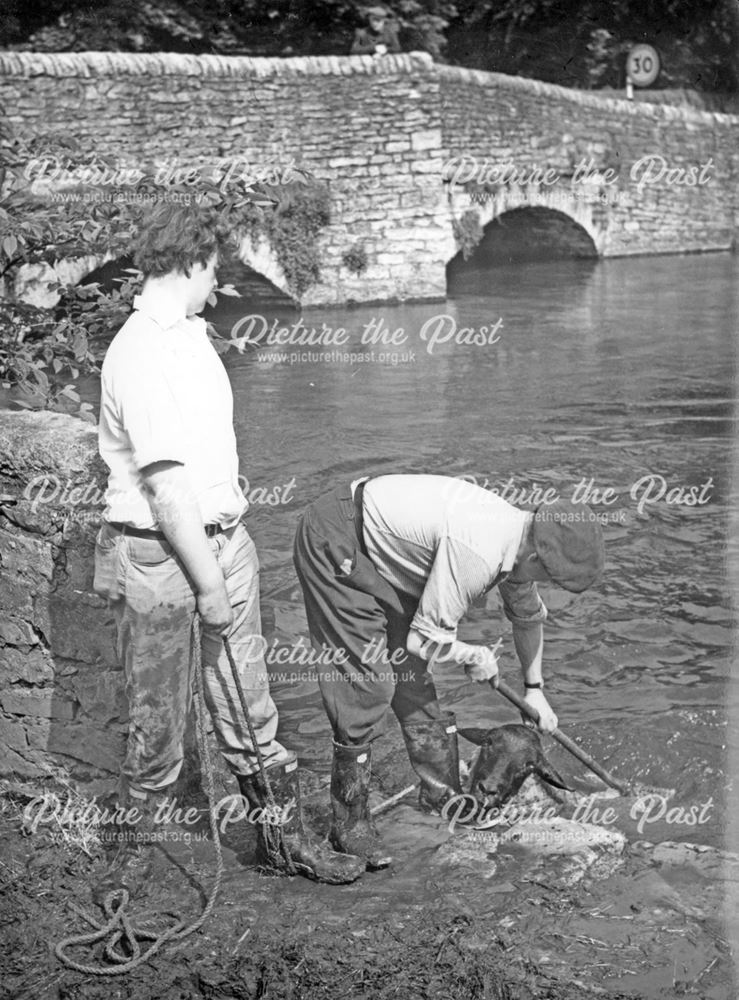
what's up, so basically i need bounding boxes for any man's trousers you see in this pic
[94,521,288,793]
[293,483,443,745]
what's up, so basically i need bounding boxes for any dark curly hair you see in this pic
[132,203,228,278]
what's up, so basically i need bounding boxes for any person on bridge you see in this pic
[293,475,605,870]
[93,202,363,887]
[351,5,402,55]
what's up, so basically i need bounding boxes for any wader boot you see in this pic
[329,741,393,870]
[399,712,463,814]
[237,753,364,884]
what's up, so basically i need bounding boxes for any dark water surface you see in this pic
[216,251,736,848]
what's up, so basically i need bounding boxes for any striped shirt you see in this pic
[360,475,547,644]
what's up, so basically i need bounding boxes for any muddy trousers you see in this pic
[93,521,289,793]
[293,484,442,746]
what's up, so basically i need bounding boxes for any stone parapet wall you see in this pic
[0,411,123,785]
[599,87,739,115]
[0,50,429,77]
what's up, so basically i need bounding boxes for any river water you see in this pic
[211,250,736,852]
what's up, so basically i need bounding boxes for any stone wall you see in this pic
[0,51,449,307]
[0,410,123,786]
[0,50,737,303]
[599,87,739,114]
[439,67,739,258]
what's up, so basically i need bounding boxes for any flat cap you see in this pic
[532,500,605,592]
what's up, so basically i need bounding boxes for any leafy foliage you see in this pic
[342,242,369,275]
[234,179,332,297]
[452,209,483,260]
[1,0,458,58]
[0,117,330,417]
[449,0,739,91]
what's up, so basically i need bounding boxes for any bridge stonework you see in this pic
[439,66,739,261]
[1,51,737,306]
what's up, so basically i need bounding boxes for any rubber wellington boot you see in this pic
[399,712,463,814]
[237,753,364,885]
[329,741,393,870]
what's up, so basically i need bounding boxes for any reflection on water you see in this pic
[211,252,735,840]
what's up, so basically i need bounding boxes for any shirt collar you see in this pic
[133,292,205,334]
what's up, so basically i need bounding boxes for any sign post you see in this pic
[626,44,661,98]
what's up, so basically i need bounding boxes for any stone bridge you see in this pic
[1,50,737,306]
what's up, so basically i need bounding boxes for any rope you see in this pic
[221,637,296,875]
[54,618,224,975]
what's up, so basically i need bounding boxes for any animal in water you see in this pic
[458,723,569,809]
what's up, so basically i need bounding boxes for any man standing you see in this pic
[94,203,362,885]
[351,5,402,55]
[293,474,605,870]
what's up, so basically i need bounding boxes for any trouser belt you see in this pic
[107,520,227,540]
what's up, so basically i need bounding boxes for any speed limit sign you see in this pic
[626,44,660,87]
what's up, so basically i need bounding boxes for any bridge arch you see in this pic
[13,243,294,312]
[12,254,113,309]
[237,233,294,303]
[445,185,606,271]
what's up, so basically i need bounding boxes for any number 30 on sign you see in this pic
[626,44,660,87]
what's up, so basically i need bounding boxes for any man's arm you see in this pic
[141,461,233,634]
[351,29,375,54]
[406,628,499,683]
[511,621,558,732]
[404,536,499,679]
[383,24,402,53]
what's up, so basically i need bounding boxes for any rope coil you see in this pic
[55,620,227,975]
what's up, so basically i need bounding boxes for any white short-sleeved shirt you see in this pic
[98,292,247,529]
[360,475,547,644]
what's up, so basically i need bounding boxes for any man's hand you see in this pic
[462,644,499,684]
[406,630,499,683]
[197,578,233,635]
[523,688,558,732]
